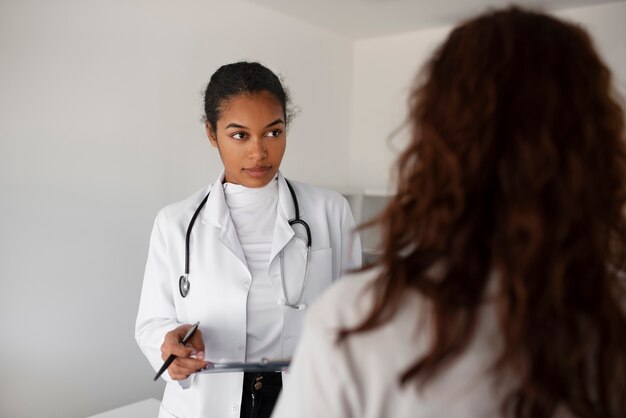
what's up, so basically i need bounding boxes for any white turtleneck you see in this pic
[223,176,283,361]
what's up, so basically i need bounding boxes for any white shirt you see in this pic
[223,177,282,361]
[272,269,518,418]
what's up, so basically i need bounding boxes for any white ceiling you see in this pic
[242,0,622,39]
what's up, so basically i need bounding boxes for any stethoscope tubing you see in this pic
[285,180,312,247]
[184,193,210,276]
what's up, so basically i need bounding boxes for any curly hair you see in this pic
[345,7,626,418]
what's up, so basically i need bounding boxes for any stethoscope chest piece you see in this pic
[179,275,190,298]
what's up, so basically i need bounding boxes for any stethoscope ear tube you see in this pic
[179,193,210,298]
[285,179,312,247]
[278,245,311,310]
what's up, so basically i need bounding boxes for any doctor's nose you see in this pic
[248,138,268,160]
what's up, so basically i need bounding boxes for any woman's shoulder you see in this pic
[307,267,430,341]
[307,268,381,329]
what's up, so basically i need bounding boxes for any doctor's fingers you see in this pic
[187,330,206,352]
[161,339,195,360]
[161,326,204,359]
[168,357,209,380]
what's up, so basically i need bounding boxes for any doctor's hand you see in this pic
[161,324,210,380]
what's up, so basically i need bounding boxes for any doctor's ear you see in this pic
[205,123,218,148]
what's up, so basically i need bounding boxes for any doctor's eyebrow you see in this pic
[265,119,285,128]
[224,119,285,130]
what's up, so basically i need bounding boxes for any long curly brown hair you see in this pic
[346,7,626,418]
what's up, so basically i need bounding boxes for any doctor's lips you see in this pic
[243,166,271,178]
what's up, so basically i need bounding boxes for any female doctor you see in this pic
[135,61,362,418]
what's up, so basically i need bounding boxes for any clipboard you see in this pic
[197,358,290,374]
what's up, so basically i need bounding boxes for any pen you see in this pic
[153,321,200,381]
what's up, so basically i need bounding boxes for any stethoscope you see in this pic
[179,179,312,310]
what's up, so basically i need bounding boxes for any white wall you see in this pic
[349,1,626,190]
[0,0,352,416]
[3,0,626,416]
[349,25,450,190]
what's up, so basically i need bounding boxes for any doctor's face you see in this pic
[207,91,286,188]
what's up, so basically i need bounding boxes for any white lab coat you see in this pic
[135,171,362,418]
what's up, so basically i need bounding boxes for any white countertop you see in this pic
[87,398,160,418]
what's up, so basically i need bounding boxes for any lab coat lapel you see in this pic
[200,170,248,270]
[269,173,296,265]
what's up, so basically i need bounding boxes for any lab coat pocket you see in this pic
[303,247,333,303]
[281,247,333,355]
[280,245,332,305]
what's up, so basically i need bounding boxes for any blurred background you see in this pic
[1,0,625,416]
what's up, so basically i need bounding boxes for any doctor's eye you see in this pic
[230,132,248,140]
[266,129,283,138]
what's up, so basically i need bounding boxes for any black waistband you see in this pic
[240,372,283,418]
